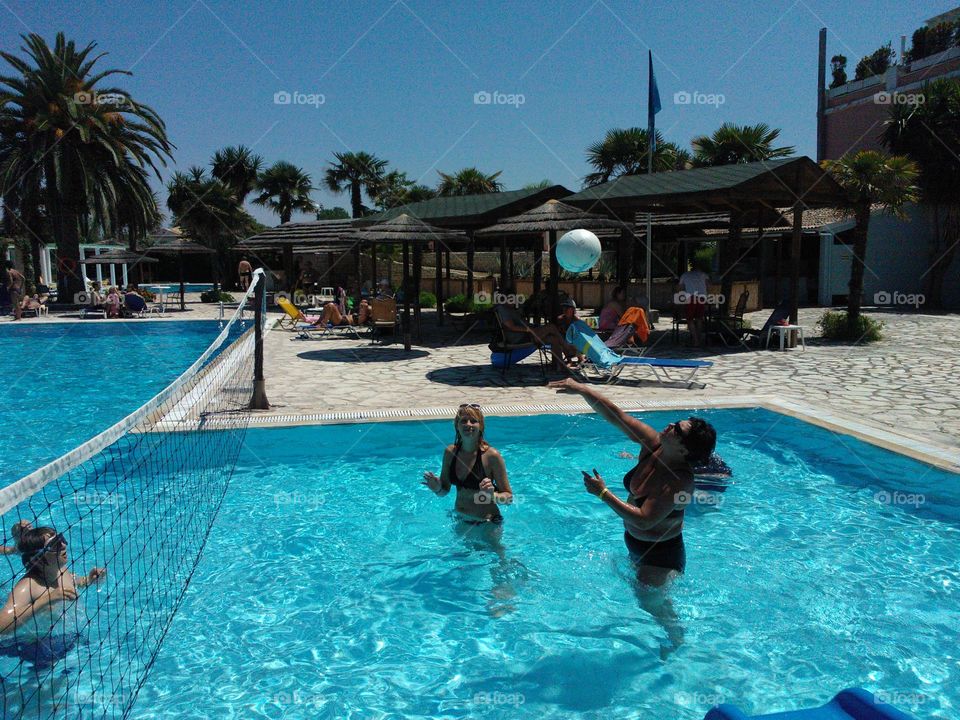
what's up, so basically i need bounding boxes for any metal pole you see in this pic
[435,243,444,326]
[402,241,411,351]
[249,269,270,410]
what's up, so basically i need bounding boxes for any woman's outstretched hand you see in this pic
[582,469,606,497]
[422,471,442,494]
[548,378,584,394]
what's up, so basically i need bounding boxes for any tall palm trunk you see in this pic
[280,207,292,224]
[924,203,960,309]
[47,165,85,303]
[351,183,363,218]
[846,201,872,331]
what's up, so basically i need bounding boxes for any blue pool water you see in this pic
[145,283,213,294]
[124,409,959,719]
[0,320,243,486]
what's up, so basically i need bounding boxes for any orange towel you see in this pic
[618,306,650,343]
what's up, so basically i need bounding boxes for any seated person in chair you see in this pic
[599,286,627,332]
[493,294,580,367]
[555,297,578,335]
[313,299,372,327]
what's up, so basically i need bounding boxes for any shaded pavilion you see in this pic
[238,219,357,290]
[475,199,627,321]
[145,236,216,311]
[565,156,847,322]
[79,249,158,288]
[345,214,466,350]
[361,185,573,316]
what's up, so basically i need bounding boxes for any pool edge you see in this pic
[244,395,960,474]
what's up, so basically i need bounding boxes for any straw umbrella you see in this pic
[146,236,217,311]
[346,214,466,350]
[477,199,627,321]
[79,249,158,289]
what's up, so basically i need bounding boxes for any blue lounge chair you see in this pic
[566,320,711,388]
[704,687,916,720]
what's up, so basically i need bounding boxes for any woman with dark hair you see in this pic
[549,379,717,580]
[0,527,106,636]
[423,404,513,524]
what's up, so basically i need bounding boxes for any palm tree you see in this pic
[211,145,263,204]
[691,122,794,167]
[167,168,256,290]
[0,33,172,301]
[822,151,919,334]
[252,161,316,224]
[882,79,960,309]
[436,167,503,196]
[584,128,689,186]
[372,170,437,210]
[324,151,388,218]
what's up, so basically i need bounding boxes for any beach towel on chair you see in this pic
[618,307,649,343]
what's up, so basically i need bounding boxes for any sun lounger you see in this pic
[488,305,550,377]
[566,320,711,388]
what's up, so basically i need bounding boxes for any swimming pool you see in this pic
[144,283,213,294]
[124,408,958,719]
[0,320,245,486]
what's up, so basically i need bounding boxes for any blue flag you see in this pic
[648,50,661,154]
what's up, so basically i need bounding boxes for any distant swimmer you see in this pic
[423,404,513,524]
[0,527,106,637]
[0,520,33,555]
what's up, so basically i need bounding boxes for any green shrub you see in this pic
[445,293,470,312]
[419,291,437,308]
[200,290,236,303]
[444,293,491,313]
[817,310,884,342]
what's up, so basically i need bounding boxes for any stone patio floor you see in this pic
[255,307,960,459]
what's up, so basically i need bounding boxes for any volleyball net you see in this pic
[0,271,268,719]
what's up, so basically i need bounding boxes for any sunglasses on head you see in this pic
[458,404,481,410]
[30,533,66,563]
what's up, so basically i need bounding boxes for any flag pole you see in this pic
[645,50,658,307]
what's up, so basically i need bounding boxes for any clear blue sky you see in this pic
[0,0,951,225]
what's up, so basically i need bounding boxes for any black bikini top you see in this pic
[450,446,488,491]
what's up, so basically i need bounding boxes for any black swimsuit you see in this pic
[622,445,686,573]
[451,446,487,490]
[450,447,503,524]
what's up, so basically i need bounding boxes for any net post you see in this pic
[249,270,270,410]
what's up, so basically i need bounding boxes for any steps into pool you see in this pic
[704,688,916,720]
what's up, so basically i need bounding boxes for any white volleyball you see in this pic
[556,229,602,273]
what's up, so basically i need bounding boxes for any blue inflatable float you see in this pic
[704,688,917,720]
